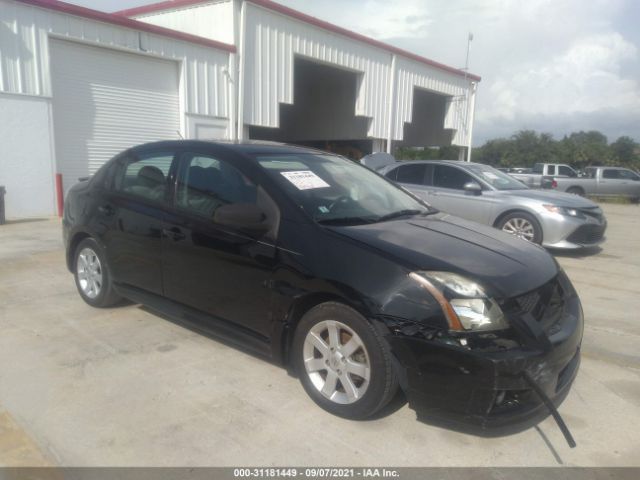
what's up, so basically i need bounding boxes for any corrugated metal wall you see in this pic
[134,0,235,45]
[243,2,475,145]
[394,56,472,146]
[0,0,231,119]
[243,2,392,139]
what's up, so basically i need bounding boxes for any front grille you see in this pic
[512,277,565,332]
[567,224,605,245]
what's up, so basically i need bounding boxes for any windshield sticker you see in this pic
[318,206,329,213]
[281,170,330,190]
[482,172,499,180]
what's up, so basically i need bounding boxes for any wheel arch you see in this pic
[66,229,106,272]
[279,292,369,369]
[492,207,540,228]
[492,207,545,244]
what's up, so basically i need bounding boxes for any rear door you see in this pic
[100,148,177,294]
[391,163,430,199]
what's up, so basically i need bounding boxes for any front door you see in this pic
[161,149,278,337]
[599,169,640,196]
[426,164,494,224]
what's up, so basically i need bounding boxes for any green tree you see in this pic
[400,130,640,172]
[610,136,638,166]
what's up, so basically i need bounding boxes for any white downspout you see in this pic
[228,55,237,141]
[386,54,397,154]
[237,0,248,141]
[466,81,477,162]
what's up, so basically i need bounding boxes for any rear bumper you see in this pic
[384,294,583,434]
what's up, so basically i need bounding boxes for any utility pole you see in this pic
[464,32,474,162]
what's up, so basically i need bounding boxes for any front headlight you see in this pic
[542,204,585,218]
[409,271,508,332]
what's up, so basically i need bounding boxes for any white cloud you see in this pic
[480,33,640,121]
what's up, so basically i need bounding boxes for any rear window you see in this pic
[396,164,427,185]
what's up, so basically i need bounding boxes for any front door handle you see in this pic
[162,227,186,241]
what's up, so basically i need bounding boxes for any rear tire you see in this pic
[292,302,398,420]
[497,211,543,244]
[566,187,584,196]
[73,238,122,308]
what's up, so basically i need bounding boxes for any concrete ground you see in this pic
[0,204,638,467]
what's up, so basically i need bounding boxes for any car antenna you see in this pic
[176,130,184,139]
[522,371,577,448]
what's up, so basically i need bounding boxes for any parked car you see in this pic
[510,163,579,188]
[64,141,582,435]
[550,166,640,201]
[373,159,606,249]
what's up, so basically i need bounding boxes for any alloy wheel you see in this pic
[302,320,371,405]
[77,247,103,299]
[502,217,535,242]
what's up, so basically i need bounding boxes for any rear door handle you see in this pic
[162,227,186,241]
[98,204,114,216]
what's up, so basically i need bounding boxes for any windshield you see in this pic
[255,153,432,225]
[465,164,528,191]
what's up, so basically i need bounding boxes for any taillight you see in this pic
[552,180,558,188]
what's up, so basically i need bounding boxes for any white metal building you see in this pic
[0,0,480,218]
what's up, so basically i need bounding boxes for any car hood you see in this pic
[328,213,558,299]
[498,188,599,208]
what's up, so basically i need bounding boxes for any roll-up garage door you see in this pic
[50,39,180,191]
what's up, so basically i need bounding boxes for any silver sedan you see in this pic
[374,159,607,249]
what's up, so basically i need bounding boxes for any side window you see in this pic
[176,153,257,218]
[558,166,576,177]
[433,165,475,190]
[619,169,639,180]
[114,151,174,202]
[602,169,620,179]
[385,168,398,181]
[396,164,427,185]
[547,165,557,175]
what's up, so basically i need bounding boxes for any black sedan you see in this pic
[63,141,582,435]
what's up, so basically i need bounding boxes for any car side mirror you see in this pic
[214,203,269,234]
[463,182,482,196]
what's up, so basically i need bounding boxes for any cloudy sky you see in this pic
[75,0,640,145]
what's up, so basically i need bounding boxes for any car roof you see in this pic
[387,160,485,168]
[127,139,333,157]
[587,166,629,169]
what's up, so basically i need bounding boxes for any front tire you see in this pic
[292,302,398,419]
[498,211,543,244]
[74,238,122,308]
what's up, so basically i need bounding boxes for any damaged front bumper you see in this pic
[383,289,583,435]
